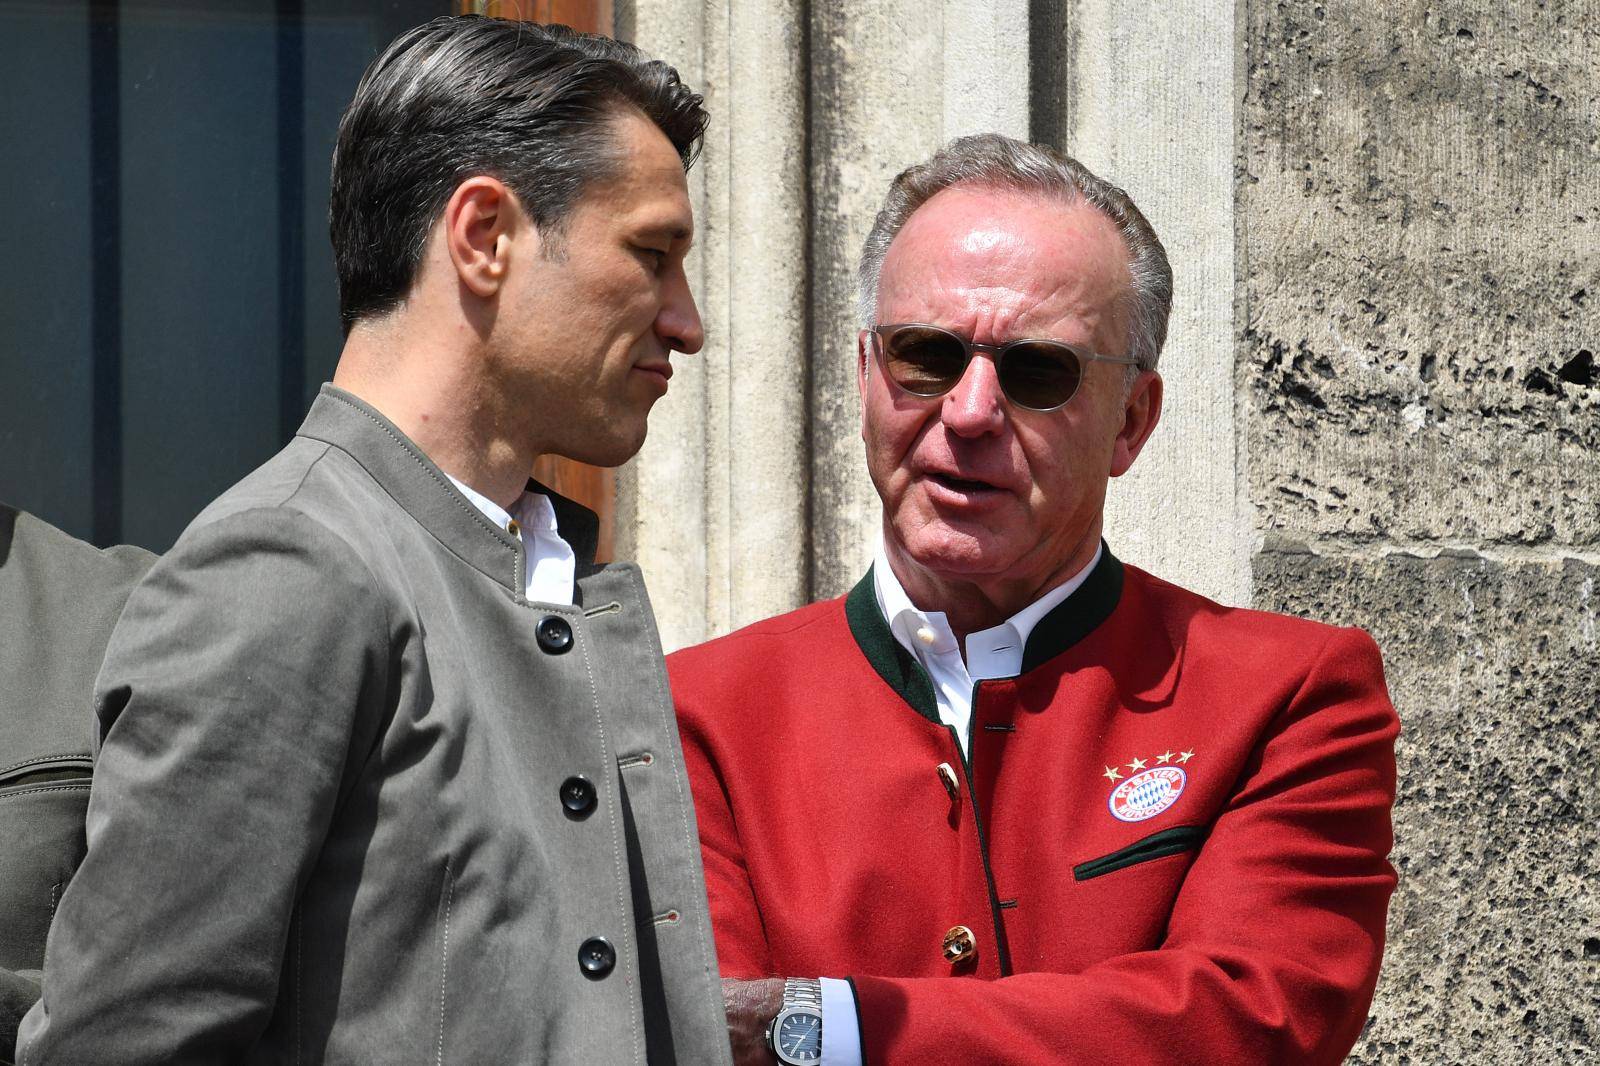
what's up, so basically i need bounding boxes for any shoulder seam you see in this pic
[185,469,399,771]
[194,465,395,644]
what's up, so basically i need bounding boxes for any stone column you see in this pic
[620,0,812,650]
[807,0,964,601]
[1032,0,1247,606]
[626,0,1059,645]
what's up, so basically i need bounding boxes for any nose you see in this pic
[941,352,1006,437]
[656,261,704,355]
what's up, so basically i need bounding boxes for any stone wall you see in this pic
[1243,2,1598,1058]
[620,0,1598,1057]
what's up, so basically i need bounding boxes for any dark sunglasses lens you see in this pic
[882,327,967,395]
[1000,342,1082,409]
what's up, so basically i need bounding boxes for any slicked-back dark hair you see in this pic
[330,15,707,332]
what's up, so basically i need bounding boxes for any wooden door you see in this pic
[456,1,612,35]
[456,0,616,561]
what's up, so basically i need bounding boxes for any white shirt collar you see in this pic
[872,539,1104,679]
[445,474,576,606]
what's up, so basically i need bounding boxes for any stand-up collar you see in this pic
[1020,546,1124,672]
[845,545,1125,722]
[296,385,599,594]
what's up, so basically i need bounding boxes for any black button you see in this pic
[578,936,615,979]
[560,775,597,818]
[536,615,573,654]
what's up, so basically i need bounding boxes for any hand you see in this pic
[722,976,784,1065]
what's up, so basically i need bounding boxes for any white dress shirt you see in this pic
[445,474,576,605]
[872,539,1103,755]
[816,541,1103,1065]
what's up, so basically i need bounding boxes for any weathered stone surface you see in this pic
[1063,0,1247,606]
[1245,4,1600,1059]
[1242,0,1600,547]
[624,0,812,649]
[807,0,949,602]
[1256,548,1600,1062]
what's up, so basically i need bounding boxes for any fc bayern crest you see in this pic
[1108,765,1187,823]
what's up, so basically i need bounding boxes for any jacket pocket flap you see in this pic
[1073,824,1208,881]
[0,754,94,791]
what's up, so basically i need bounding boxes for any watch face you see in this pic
[774,1009,821,1062]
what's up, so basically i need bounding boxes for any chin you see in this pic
[552,420,649,469]
[588,422,649,464]
[896,520,1017,579]
[579,435,646,468]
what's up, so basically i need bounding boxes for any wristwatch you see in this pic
[766,977,823,1064]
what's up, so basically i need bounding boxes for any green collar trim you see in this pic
[845,568,941,724]
[844,546,1126,719]
[1021,546,1124,673]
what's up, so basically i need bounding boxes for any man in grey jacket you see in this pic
[19,16,730,1064]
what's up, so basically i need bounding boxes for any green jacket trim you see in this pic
[1072,824,1209,881]
[845,569,941,723]
[844,546,1126,721]
[1020,545,1125,673]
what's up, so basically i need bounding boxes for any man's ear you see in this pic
[1109,369,1163,477]
[443,176,522,299]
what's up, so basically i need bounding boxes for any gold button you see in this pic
[936,762,960,801]
[916,626,937,646]
[507,519,521,537]
[942,925,977,964]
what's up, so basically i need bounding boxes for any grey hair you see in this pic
[856,133,1173,372]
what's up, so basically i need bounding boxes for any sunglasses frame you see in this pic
[868,322,1141,412]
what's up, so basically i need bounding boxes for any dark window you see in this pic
[0,0,441,550]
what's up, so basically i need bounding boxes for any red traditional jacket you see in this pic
[669,550,1399,1065]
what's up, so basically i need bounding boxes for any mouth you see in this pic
[633,360,673,387]
[922,471,1008,499]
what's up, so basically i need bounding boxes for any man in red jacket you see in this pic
[670,133,1398,1066]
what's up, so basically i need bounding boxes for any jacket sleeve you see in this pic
[16,508,391,1066]
[675,690,774,980]
[847,627,1400,1066]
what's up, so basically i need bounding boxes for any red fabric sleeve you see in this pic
[677,703,774,980]
[850,627,1399,1065]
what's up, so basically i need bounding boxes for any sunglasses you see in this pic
[869,323,1140,412]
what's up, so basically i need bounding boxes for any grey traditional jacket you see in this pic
[18,386,731,1065]
[0,506,154,1062]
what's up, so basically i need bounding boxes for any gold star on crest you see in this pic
[1156,750,1176,765]
[1127,756,1148,772]
[1177,750,1195,764]
[1103,765,1122,782]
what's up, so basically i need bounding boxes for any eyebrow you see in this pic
[638,222,694,245]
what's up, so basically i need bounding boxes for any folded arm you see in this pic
[685,628,1398,1066]
[851,628,1398,1064]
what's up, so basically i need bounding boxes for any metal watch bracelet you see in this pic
[783,977,822,1011]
